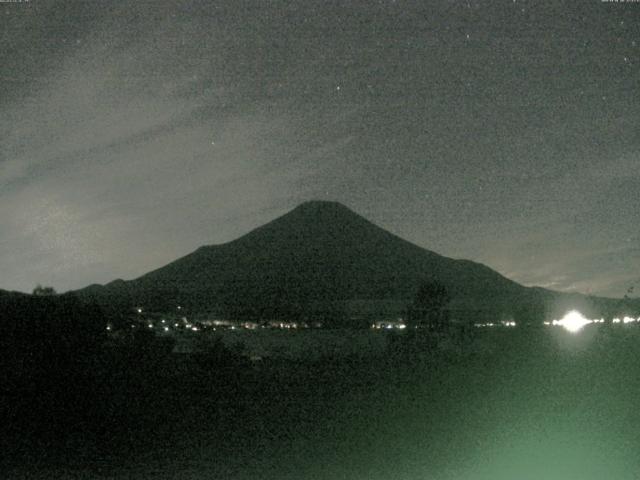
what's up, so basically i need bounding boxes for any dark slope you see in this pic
[0,289,27,297]
[75,201,628,324]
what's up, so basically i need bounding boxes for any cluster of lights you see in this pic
[273,322,299,329]
[549,311,592,333]
[118,304,640,338]
[371,323,407,330]
[474,321,517,328]
[615,316,639,324]
[130,308,321,333]
[133,321,256,333]
[115,305,640,338]
[545,311,640,333]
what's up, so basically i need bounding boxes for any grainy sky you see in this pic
[1,0,638,296]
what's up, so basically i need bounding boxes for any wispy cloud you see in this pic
[1,1,637,296]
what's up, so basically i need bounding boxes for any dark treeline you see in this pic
[0,291,241,471]
[0,293,106,462]
[0,291,106,399]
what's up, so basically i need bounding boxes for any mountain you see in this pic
[0,288,30,302]
[76,201,631,325]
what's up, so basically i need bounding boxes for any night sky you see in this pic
[1,0,638,296]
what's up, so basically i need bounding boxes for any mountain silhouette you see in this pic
[76,201,629,325]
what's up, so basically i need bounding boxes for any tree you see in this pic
[623,282,640,316]
[407,281,451,332]
[32,284,57,296]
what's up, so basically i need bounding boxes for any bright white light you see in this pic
[623,316,636,324]
[612,318,621,324]
[398,324,407,329]
[163,326,169,332]
[136,307,143,314]
[556,310,592,333]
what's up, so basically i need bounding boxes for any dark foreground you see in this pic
[3,325,640,480]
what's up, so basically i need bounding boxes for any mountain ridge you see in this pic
[75,201,632,325]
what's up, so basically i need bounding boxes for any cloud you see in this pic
[0,8,324,291]
[1,1,638,296]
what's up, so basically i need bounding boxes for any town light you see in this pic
[555,310,591,333]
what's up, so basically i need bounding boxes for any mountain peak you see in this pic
[292,200,354,214]
[256,200,378,238]
[233,200,371,248]
[75,200,625,324]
